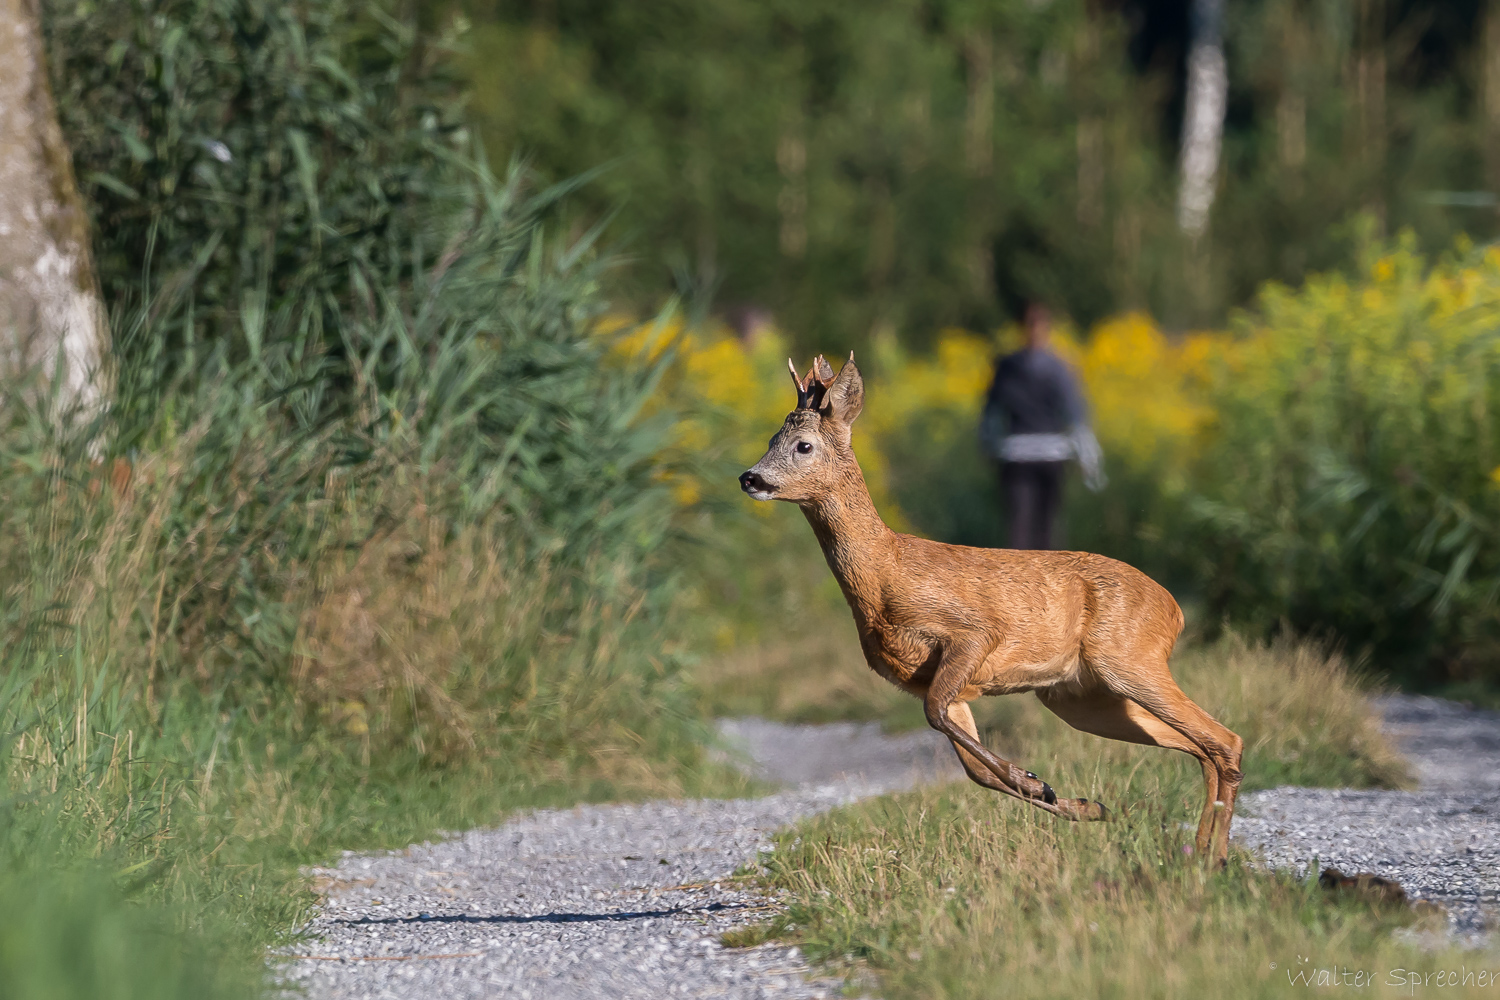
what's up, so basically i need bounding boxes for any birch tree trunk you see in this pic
[1074,8,1104,231]
[0,0,109,420]
[1351,0,1386,224]
[777,127,807,260]
[964,29,994,296]
[1483,0,1500,195]
[1275,5,1308,174]
[1177,0,1228,239]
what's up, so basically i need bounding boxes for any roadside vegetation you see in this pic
[733,781,1482,999]
[0,174,754,995]
[4,5,755,996]
[6,1,1498,997]
[715,637,1484,999]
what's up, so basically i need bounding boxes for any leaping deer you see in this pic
[739,354,1244,864]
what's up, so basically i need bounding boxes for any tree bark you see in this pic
[1351,0,1386,225]
[963,30,994,297]
[964,33,993,178]
[1177,0,1228,239]
[1077,117,1105,229]
[1277,89,1307,170]
[1484,0,1500,195]
[0,0,109,421]
[777,128,807,259]
[1274,2,1308,174]
[1074,10,1104,231]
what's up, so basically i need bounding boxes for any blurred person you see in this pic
[980,303,1106,549]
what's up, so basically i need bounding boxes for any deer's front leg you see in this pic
[941,701,1036,807]
[925,642,1106,822]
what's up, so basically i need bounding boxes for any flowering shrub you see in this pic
[1181,243,1500,687]
[636,241,1500,690]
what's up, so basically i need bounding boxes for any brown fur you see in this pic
[740,354,1245,864]
[1318,867,1409,906]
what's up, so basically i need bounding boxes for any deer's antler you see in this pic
[789,355,837,409]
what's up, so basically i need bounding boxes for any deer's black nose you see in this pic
[739,470,769,494]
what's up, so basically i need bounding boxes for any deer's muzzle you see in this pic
[739,469,776,500]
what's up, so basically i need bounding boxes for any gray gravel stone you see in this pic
[282,694,1500,997]
[279,720,958,998]
[1232,694,1500,945]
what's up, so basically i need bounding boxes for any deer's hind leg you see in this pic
[1036,689,1222,853]
[1121,680,1244,865]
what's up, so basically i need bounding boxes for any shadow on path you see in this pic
[334,900,752,928]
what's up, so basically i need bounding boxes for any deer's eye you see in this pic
[796,441,814,455]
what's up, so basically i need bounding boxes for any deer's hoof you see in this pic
[1023,772,1057,805]
[1061,798,1107,822]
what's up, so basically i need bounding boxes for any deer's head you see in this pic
[739,353,864,505]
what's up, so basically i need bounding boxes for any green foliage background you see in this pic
[44,0,463,355]
[456,0,1499,343]
[7,0,1500,995]
[2,2,753,997]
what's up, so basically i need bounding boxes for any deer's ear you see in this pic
[822,354,863,427]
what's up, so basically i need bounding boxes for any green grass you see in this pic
[732,785,1492,999]
[0,865,259,1000]
[0,150,756,996]
[0,425,756,998]
[712,633,1474,997]
[0,665,752,999]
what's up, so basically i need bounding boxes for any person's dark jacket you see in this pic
[982,347,1087,435]
[980,347,1106,491]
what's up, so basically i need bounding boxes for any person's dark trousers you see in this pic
[1000,461,1067,550]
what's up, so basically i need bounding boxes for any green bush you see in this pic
[2,6,744,993]
[1173,239,1500,691]
[43,0,463,354]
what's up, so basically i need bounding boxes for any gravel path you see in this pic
[281,720,959,999]
[284,695,1499,998]
[1233,694,1500,944]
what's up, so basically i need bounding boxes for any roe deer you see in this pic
[738,354,1244,864]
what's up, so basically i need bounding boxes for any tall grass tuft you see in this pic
[0,154,739,996]
[728,636,1428,1000]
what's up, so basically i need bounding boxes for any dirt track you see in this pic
[283,697,1500,997]
[282,719,957,999]
[1234,694,1499,944]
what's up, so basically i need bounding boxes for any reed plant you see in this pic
[0,153,745,997]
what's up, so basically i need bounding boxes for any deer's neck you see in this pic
[801,461,895,619]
